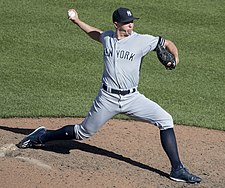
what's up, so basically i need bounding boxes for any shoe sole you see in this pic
[170,177,186,182]
[170,176,200,184]
[17,126,46,148]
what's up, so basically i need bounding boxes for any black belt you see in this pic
[102,84,136,96]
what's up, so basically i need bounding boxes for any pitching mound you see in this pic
[0,118,225,188]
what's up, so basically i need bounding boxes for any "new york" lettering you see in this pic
[104,48,135,62]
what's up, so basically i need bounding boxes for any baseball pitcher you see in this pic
[17,7,201,184]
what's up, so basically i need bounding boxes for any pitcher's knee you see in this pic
[156,113,174,130]
[73,124,96,140]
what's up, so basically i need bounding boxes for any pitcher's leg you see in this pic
[124,93,181,169]
[40,125,75,143]
[160,128,181,170]
[40,90,119,142]
[39,103,117,144]
[73,100,117,140]
[124,93,173,130]
[17,91,119,148]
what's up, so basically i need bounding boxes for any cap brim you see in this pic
[120,17,139,23]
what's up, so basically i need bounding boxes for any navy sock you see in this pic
[40,125,75,143]
[160,128,182,170]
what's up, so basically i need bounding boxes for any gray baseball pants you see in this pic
[74,88,174,140]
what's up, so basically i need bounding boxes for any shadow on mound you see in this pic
[0,125,169,179]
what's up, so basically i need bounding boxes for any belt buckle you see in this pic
[106,86,111,93]
[129,88,136,94]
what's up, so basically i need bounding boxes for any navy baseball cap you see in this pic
[112,8,139,23]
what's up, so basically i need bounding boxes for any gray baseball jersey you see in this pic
[74,31,173,140]
[101,30,164,89]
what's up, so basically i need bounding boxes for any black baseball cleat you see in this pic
[17,126,46,149]
[170,166,202,183]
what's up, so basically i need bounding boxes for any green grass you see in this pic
[0,0,225,130]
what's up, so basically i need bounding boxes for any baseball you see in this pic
[68,10,76,18]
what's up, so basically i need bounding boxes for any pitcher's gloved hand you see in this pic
[156,44,176,70]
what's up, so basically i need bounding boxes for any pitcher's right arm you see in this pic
[68,9,103,43]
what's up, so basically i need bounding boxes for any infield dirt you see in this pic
[0,118,225,188]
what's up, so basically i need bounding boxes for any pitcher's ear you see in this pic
[113,22,118,28]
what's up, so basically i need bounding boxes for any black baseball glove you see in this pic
[156,44,176,70]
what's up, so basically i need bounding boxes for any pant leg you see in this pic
[122,92,174,130]
[74,89,120,140]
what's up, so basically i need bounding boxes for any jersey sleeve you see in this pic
[100,30,114,44]
[141,35,165,56]
[154,36,165,50]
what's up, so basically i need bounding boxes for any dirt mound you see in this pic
[0,118,225,188]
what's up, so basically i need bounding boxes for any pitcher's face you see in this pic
[115,21,134,37]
